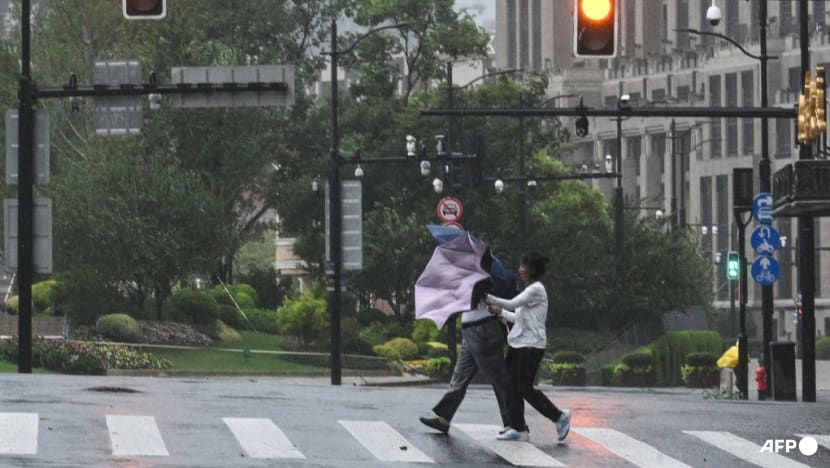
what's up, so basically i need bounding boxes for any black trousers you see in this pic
[505,346,563,430]
[432,317,511,427]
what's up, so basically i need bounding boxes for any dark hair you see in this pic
[520,252,548,279]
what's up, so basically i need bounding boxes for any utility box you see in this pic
[770,341,797,401]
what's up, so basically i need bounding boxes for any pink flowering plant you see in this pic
[0,336,171,374]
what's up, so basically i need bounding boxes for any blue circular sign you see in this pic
[751,255,780,286]
[750,225,780,255]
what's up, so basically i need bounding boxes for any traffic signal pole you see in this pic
[17,0,34,373]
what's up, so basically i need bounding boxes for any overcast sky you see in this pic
[454,0,495,27]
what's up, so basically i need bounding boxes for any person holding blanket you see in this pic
[485,252,571,443]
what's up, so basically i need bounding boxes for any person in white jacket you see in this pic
[485,252,571,443]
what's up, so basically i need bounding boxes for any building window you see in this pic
[677,85,690,102]
[605,95,618,108]
[725,0,739,40]
[628,136,642,176]
[741,71,754,154]
[652,89,666,103]
[775,119,793,159]
[711,122,722,158]
[506,0,517,69]
[777,218,793,300]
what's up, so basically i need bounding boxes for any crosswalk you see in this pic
[0,412,826,466]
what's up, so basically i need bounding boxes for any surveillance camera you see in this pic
[706,5,722,27]
[619,94,631,107]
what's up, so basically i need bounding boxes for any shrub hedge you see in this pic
[648,331,722,386]
[816,336,830,360]
[95,314,141,343]
[552,350,585,364]
[165,288,219,325]
[373,337,419,361]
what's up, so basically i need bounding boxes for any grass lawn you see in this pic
[213,330,282,351]
[141,330,325,374]
[144,347,324,374]
[0,360,52,374]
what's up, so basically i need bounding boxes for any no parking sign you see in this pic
[436,197,463,223]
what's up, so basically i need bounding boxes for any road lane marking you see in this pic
[453,423,564,467]
[106,415,169,457]
[575,428,692,468]
[685,430,811,468]
[339,420,433,463]
[796,433,830,451]
[223,417,305,459]
[0,413,38,455]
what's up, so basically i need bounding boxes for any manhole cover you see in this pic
[86,386,141,393]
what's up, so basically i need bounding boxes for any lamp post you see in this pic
[677,1,774,396]
[615,96,627,286]
[325,19,406,385]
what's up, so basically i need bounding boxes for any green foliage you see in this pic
[620,350,654,368]
[210,285,255,309]
[549,362,586,386]
[165,289,220,325]
[4,296,18,314]
[236,266,285,309]
[426,341,450,359]
[276,290,328,346]
[551,351,586,364]
[648,331,722,386]
[218,305,242,328]
[412,319,440,344]
[684,351,718,367]
[816,336,830,359]
[417,357,452,378]
[356,308,391,326]
[95,314,141,343]
[703,387,746,400]
[32,280,58,314]
[240,308,280,334]
[233,284,259,307]
[373,337,419,361]
[548,328,609,354]
[214,320,242,342]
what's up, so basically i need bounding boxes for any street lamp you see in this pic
[677,0,774,399]
[604,154,613,173]
[324,18,407,386]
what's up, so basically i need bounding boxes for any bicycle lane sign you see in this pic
[751,255,780,286]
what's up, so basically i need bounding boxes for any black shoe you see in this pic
[420,415,450,434]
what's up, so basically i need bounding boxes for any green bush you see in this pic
[242,308,280,334]
[552,350,585,364]
[426,341,450,359]
[32,280,57,314]
[233,283,259,307]
[276,290,328,346]
[357,308,390,326]
[621,350,653,368]
[549,362,586,386]
[816,336,830,360]
[218,305,242,328]
[165,288,219,325]
[373,337,419,361]
[214,320,241,342]
[4,295,18,314]
[412,319,440,343]
[548,328,608,354]
[418,357,452,378]
[95,314,141,343]
[209,285,254,309]
[684,351,718,367]
[648,331,722,386]
[601,364,620,386]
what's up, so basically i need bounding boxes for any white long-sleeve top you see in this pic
[486,281,548,349]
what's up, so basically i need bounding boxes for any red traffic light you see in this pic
[123,0,166,20]
[574,0,617,57]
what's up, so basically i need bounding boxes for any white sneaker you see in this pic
[556,409,571,442]
[496,428,529,442]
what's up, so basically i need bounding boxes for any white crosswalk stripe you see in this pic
[684,430,812,468]
[340,420,433,463]
[796,433,830,451]
[574,427,693,468]
[454,423,565,467]
[223,417,305,459]
[106,415,169,457]
[0,412,38,455]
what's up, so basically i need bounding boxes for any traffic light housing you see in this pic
[574,0,617,57]
[726,251,740,280]
[123,0,166,20]
[797,66,827,143]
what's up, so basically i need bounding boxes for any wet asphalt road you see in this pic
[1,373,829,467]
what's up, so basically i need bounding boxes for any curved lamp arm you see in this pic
[325,22,409,57]
[674,28,777,61]
[457,68,525,90]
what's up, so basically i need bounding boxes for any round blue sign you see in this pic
[750,225,780,255]
[751,255,780,286]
